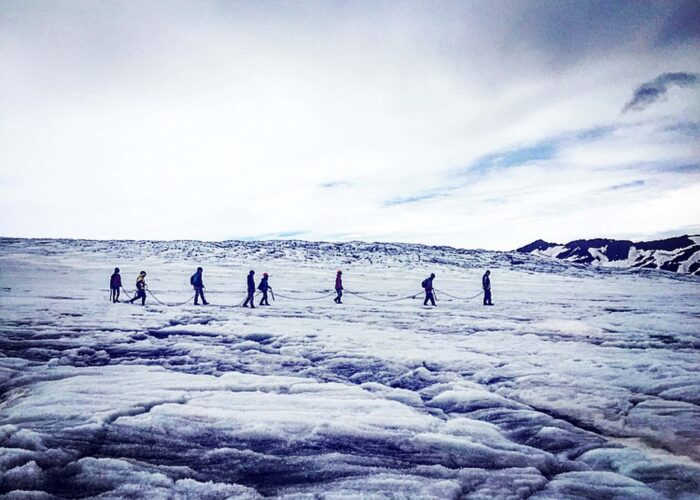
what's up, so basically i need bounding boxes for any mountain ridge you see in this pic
[1,236,697,280]
[517,234,700,276]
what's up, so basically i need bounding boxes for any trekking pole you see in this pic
[270,289,275,301]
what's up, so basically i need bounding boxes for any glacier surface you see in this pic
[0,238,699,498]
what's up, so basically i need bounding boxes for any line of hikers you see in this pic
[109,267,494,307]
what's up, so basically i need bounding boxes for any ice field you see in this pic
[1,238,699,498]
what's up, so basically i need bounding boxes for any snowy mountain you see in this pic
[1,238,699,498]
[517,235,700,276]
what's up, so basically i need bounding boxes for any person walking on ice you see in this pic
[190,267,209,306]
[129,271,148,305]
[422,273,436,306]
[334,270,343,304]
[258,272,272,306]
[482,270,494,306]
[110,267,121,303]
[243,270,256,308]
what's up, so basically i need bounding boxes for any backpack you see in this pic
[190,273,197,286]
[421,279,428,289]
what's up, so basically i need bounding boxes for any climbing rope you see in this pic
[274,291,337,301]
[344,289,421,303]
[119,284,195,306]
[147,289,196,307]
[110,284,481,307]
[434,289,483,301]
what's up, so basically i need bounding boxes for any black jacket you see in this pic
[482,274,491,290]
[258,277,270,292]
[247,274,256,293]
[191,272,204,288]
[110,273,121,289]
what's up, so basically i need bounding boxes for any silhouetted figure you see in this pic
[191,267,208,305]
[110,267,121,303]
[243,270,256,308]
[334,270,343,304]
[258,272,272,306]
[129,271,147,305]
[482,270,493,306]
[422,273,436,306]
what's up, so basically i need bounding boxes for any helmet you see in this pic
[263,272,269,277]
[197,267,203,272]
[250,270,255,274]
[114,267,120,273]
[337,270,342,274]
[430,273,435,278]
[140,271,147,276]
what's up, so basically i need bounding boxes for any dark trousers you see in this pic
[334,289,343,303]
[243,291,255,308]
[424,290,436,306]
[259,290,269,305]
[130,289,146,305]
[483,289,492,305]
[110,287,120,303]
[194,287,207,305]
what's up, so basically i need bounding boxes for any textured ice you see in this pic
[0,238,699,498]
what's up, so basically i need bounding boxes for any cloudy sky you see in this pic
[1,0,699,249]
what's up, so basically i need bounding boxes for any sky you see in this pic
[1,0,699,250]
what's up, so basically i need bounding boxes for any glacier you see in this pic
[0,238,699,498]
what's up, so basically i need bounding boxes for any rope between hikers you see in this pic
[274,291,337,301]
[434,289,483,301]
[344,290,420,303]
[116,286,482,306]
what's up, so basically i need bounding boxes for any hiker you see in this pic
[129,271,147,305]
[258,272,272,306]
[243,270,256,308]
[482,270,493,306]
[334,270,343,304]
[190,267,208,305]
[422,273,436,306]
[110,267,121,303]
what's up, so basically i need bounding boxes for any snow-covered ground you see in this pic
[1,238,699,499]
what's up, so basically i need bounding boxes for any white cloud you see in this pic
[0,1,699,248]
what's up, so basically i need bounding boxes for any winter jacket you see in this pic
[258,277,270,292]
[191,272,204,288]
[423,277,434,292]
[482,274,491,290]
[247,274,256,293]
[110,273,121,289]
[135,275,146,290]
[335,275,343,290]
